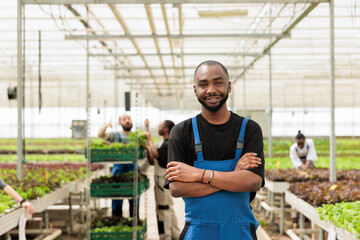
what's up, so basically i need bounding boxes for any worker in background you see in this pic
[164,60,264,240]
[0,178,34,215]
[289,130,318,169]
[144,119,180,240]
[98,113,138,218]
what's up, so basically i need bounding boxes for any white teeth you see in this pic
[205,96,219,100]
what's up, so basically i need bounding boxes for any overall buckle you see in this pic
[237,138,244,150]
[195,141,202,152]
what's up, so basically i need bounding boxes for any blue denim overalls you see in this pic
[180,117,258,240]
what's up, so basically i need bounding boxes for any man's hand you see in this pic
[143,131,151,139]
[234,153,261,171]
[107,121,113,129]
[166,162,202,183]
[144,119,150,132]
[300,160,312,170]
[22,201,34,215]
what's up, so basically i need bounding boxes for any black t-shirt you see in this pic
[165,112,265,202]
[157,139,169,168]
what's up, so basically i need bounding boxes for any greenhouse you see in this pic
[0,0,359,239]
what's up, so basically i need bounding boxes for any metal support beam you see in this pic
[268,7,273,159]
[145,4,171,90]
[116,75,191,79]
[24,0,329,4]
[329,0,336,182]
[161,4,176,70]
[232,3,320,84]
[17,0,23,179]
[268,50,273,159]
[85,9,91,240]
[66,33,289,40]
[92,52,260,57]
[109,4,161,95]
[125,82,190,86]
[106,65,246,70]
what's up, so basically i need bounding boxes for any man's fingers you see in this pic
[167,161,179,168]
[242,164,259,169]
[166,172,177,181]
[239,157,261,163]
[243,152,257,157]
[241,163,260,169]
[165,167,175,175]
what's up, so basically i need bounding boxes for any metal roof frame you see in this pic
[23,0,329,4]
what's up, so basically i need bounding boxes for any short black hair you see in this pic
[296,130,305,140]
[194,60,229,78]
[163,120,175,133]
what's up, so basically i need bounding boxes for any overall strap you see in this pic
[235,118,249,160]
[191,117,204,161]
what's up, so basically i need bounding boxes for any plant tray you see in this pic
[91,178,149,197]
[86,147,146,162]
[91,220,147,240]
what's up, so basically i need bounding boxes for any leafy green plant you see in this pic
[0,163,93,214]
[0,154,85,163]
[317,201,360,238]
[91,216,144,233]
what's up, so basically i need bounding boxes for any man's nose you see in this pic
[206,83,217,94]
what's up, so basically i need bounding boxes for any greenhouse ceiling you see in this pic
[0,0,359,111]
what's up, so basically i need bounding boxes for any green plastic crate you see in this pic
[91,220,147,240]
[90,178,149,197]
[85,147,146,162]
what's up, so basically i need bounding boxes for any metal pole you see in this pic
[268,50,273,159]
[133,92,139,240]
[17,0,23,179]
[114,69,118,131]
[85,8,91,240]
[268,5,273,159]
[280,193,285,235]
[329,0,336,181]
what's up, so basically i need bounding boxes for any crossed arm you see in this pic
[166,153,262,198]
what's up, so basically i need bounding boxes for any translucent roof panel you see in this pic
[0,0,359,110]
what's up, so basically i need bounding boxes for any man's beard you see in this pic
[122,124,132,132]
[197,93,228,113]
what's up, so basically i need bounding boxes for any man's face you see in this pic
[119,114,132,131]
[296,139,305,149]
[157,122,167,136]
[193,64,231,113]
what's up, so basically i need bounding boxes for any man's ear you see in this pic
[193,85,197,96]
[228,81,232,93]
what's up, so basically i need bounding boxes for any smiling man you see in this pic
[165,60,265,240]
